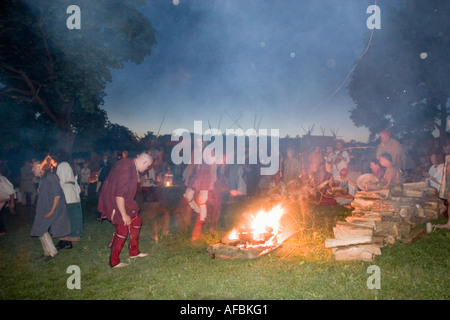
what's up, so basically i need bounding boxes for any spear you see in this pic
[156,111,167,136]
[217,113,222,131]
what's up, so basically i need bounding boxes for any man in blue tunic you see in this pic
[30,162,71,261]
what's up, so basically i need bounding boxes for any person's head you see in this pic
[314,146,321,153]
[431,153,444,166]
[339,168,348,181]
[286,147,294,158]
[36,156,54,176]
[379,152,393,168]
[380,130,390,143]
[369,159,381,172]
[336,140,344,150]
[135,152,153,173]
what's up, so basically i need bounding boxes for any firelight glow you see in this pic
[227,203,286,247]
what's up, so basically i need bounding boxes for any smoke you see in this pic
[106,1,378,140]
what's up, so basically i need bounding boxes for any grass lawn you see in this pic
[0,193,449,301]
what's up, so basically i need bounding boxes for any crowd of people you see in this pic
[1,130,450,267]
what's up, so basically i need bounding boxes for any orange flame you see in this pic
[226,203,286,248]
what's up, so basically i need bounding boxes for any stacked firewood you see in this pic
[325,182,445,262]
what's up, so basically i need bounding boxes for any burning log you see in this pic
[207,203,298,259]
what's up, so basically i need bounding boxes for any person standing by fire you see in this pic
[97,151,153,268]
[30,161,71,262]
[183,141,217,241]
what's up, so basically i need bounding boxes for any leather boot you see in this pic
[56,240,72,249]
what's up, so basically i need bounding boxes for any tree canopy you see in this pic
[348,0,450,141]
[0,0,156,154]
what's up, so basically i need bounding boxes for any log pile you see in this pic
[325,182,445,262]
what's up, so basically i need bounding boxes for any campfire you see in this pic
[208,203,298,259]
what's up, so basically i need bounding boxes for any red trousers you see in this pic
[110,215,142,267]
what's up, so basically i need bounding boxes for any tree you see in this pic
[348,0,450,141]
[0,0,156,154]
[95,122,139,153]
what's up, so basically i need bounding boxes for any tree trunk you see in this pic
[56,129,74,156]
[54,99,75,155]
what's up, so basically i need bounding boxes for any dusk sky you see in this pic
[103,0,388,142]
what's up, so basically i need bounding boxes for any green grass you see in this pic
[0,196,449,300]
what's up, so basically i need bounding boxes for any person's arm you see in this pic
[115,196,131,226]
[44,196,60,219]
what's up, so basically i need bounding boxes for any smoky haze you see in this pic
[102,0,396,141]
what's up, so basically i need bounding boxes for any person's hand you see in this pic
[122,214,131,226]
[44,211,53,219]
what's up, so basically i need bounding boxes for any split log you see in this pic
[333,223,373,239]
[399,205,414,218]
[344,216,376,229]
[332,244,381,262]
[326,180,441,261]
[416,205,425,217]
[403,181,428,189]
[385,235,396,245]
[351,198,377,210]
[400,228,427,243]
[374,221,400,238]
[332,244,381,256]
[336,220,374,230]
[381,215,402,223]
[346,214,381,222]
[372,236,385,247]
[354,190,389,199]
[399,221,412,238]
[207,243,278,260]
[325,235,372,248]
[423,201,439,210]
[403,189,424,198]
[389,184,404,197]
[424,209,438,220]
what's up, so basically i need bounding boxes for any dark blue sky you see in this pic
[103,0,381,141]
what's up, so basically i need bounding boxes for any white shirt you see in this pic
[140,168,157,187]
[428,163,444,191]
[80,167,91,184]
[56,162,81,204]
[0,175,15,202]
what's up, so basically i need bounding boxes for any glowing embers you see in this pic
[208,203,297,259]
[225,203,285,249]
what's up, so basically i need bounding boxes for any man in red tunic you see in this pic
[98,152,153,268]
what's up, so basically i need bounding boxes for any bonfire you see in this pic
[208,203,298,259]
